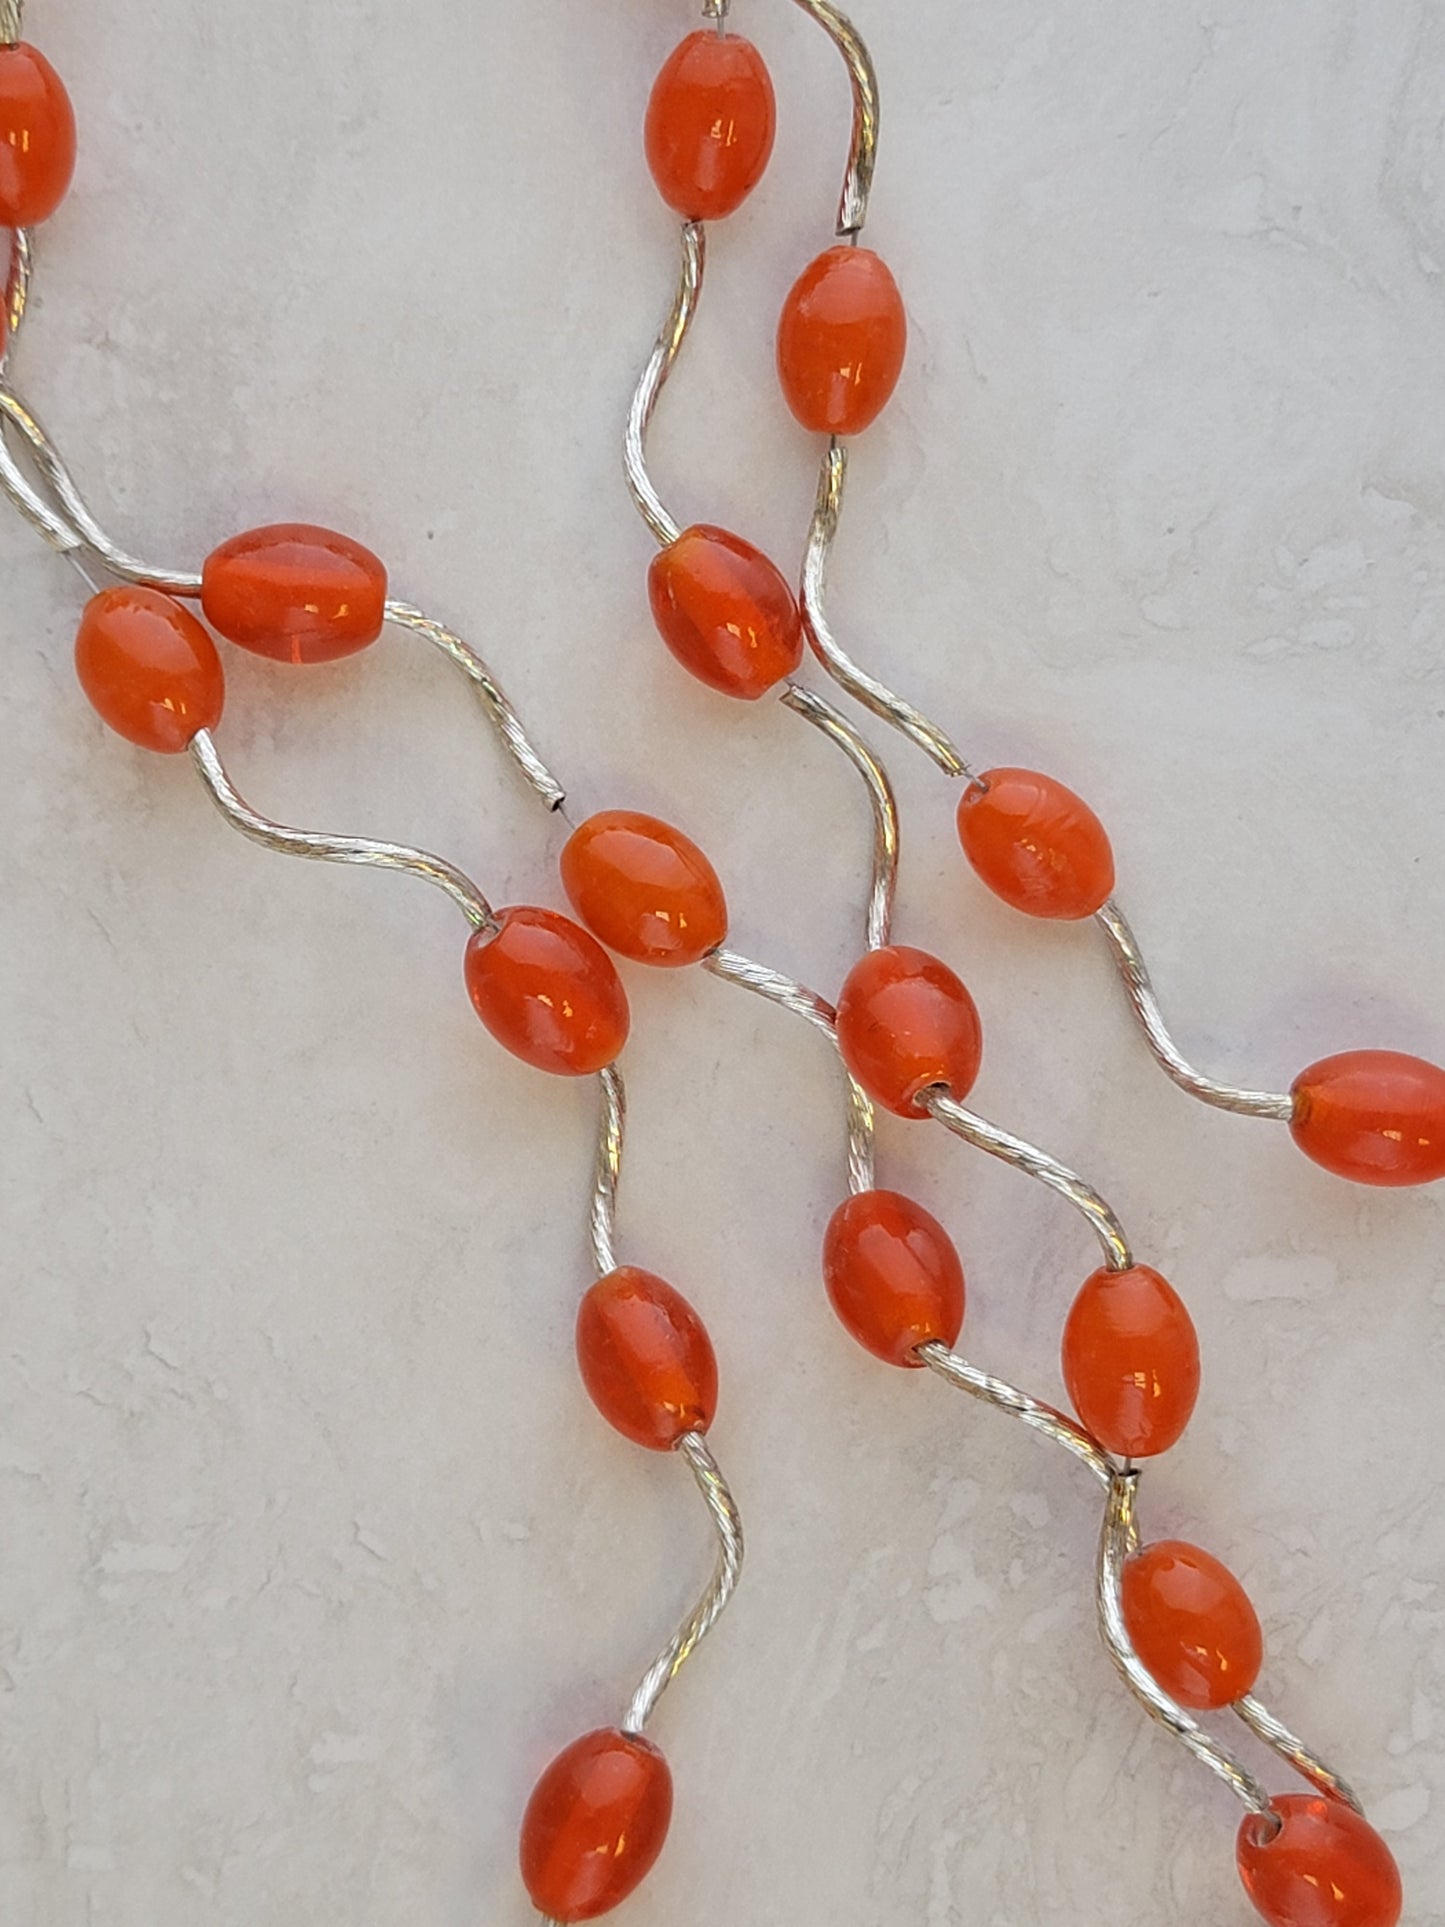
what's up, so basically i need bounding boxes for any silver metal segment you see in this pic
[787,0,879,236]
[383,600,568,813]
[0,0,22,45]
[780,679,898,952]
[1095,901,1296,1120]
[623,1431,745,1734]
[917,1086,1135,1273]
[188,730,498,932]
[803,440,974,779]
[1233,1693,1363,1813]
[1098,1474,1275,1818]
[590,1066,626,1278]
[918,1343,1116,1488]
[625,222,705,550]
[1,229,31,379]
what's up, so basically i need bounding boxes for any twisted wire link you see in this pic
[1094,901,1295,1121]
[188,730,498,931]
[917,1343,1116,1487]
[623,1431,745,1734]
[625,221,704,550]
[590,1065,626,1278]
[1,229,32,380]
[1233,1693,1363,1812]
[780,679,898,952]
[786,0,879,236]
[0,0,22,46]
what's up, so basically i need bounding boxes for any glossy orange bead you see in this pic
[464,908,630,1077]
[0,43,77,228]
[644,30,776,221]
[576,1267,719,1450]
[956,767,1115,920]
[1061,1265,1200,1458]
[200,523,387,664]
[1237,1796,1402,1927]
[1290,1049,1445,1187]
[647,525,803,700]
[776,245,908,436]
[1121,1539,1263,1710]
[74,587,225,754]
[561,811,728,967]
[835,945,983,1119]
[823,1189,965,1367]
[520,1727,674,1922]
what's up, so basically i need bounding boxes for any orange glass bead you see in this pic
[1290,1050,1445,1187]
[776,245,908,436]
[1237,1796,1402,1927]
[561,810,728,967]
[644,30,776,221]
[200,524,387,664]
[74,586,225,754]
[956,767,1115,920]
[835,945,984,1119]
[823,1189,965,1367]
[0,42,77,228]
[520,1727,674,1922]
[1121,1539,1263,1710]
[1061,1264,1200,1458]
[647,525,803,700]
[576,1267,718,1450]
[464,907,630,1077]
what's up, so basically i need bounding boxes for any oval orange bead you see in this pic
[1237,1796,1402,1927]
[576,1267,719,1450]
[1061,1265,1200,1458]
[1121,1539,1263,1710]
[0,42,77,227]
[644,30,776,221]
[1290,1049,1445,1187]
[74,586,225,754]
[647,525,803,700]
[464,908,630,1077]
[823,1189,965,1367]
[561,810,728,968]
[957,767,1115,920]
[777,245,908,436]
[200,523,387,664]
[835,945,984,1119]
[520,1728,674,1922]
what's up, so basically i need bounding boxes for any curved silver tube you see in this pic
[918,1343,1116,1488]
[1095,901,1295,1120]
[625,221,704,550]
[1233,1693,1363,1813]
[623,1431,745,1734]
[781,679,898,951]
[188,730,497,932]
[590,1065,626,1279]
[1098,1474,1274,1818]
[918,1086,1134,1274]
[787,0,879,236]
[1,229,31,380]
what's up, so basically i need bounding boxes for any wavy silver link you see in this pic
[1,229,32,379]
[780,678,897,951]
[1095,900,1296,1120]
[188,729,497,931]
[918,1343,1116,1487]
[787,0,879,236]
[1233,1693,1363,1812]
[590,1065,626,1278]
[1099,1474,1275,1819]
[917,1086,1134,1273]
[0,0,23,46]
[625,221,704,550]
[623,1431,745,1734]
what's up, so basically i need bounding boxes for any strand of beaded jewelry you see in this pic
[0,14,745,1922]
[623,4,1406,1922]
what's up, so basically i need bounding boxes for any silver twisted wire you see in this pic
[1,229,32,380]
[917,1343,1116,1487]
[780,679,897,953]
[625,221,704,550]
[188,730,498,932]
[623,1431,745,1734]
[0,0,22,46]
[590,1065,626,1278]
[1233,1693,1362,1812]
[786,0,879,237]
[1094,901,1296,1121]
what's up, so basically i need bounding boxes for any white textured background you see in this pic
[2,1,1443,1921]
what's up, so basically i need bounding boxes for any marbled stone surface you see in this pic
[1,2,1442,1921]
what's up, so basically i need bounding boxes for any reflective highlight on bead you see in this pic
[823,1189,965,1366]
[647,525,803,700]
[74,587,225,754]
[835,945,984,1119]
[1290,1049,1445,1187]
[957,767,1115,921]
[776,246,907,436]
[1121,1539,1263,1710]
[0,43,77,228]
[561,810,728,967]
[1236,1796,1402,1927]
[644,30,776,222]
[1061,1264,1200,1458]
[464,908,630,1077]
[576,1267,719,1450]
[519,1728,674,1922]
[201,523,388,664]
